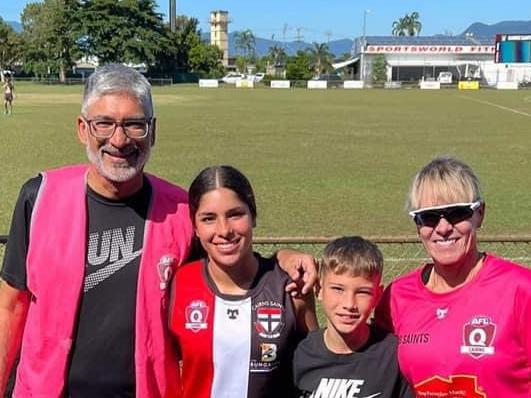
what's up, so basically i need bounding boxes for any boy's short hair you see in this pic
[321,236,383,280]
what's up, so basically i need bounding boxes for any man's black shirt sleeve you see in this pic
[1,175,42,290]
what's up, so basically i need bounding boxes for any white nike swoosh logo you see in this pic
[84,249,142,292]
[361,394,382,398]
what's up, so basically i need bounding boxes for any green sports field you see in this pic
[2,83,531,240]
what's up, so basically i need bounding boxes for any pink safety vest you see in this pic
[15,164,192,398]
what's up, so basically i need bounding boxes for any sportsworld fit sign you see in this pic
[366,45,495,54]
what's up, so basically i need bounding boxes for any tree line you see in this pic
[0,0,225,81]
[234,28,340,81]
[0,0,343,84]
[0,1,422,83]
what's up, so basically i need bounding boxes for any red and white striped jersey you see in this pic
[169,256,302,398]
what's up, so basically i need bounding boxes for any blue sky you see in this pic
[2,0,529,42]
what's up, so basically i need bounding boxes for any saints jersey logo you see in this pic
[254,304,284,338]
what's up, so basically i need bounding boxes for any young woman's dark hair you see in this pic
[188,165,257,224]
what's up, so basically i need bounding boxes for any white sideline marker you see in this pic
[459,95,531,118]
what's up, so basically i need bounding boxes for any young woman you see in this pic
[169,165,318,398]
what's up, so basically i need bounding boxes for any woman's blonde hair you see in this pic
[408,156,482,211]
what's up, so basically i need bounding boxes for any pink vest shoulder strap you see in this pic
[17,164,89,397]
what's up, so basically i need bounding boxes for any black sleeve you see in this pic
[1,175,42,290]
[396,372,415,398]
[373,283,395,332]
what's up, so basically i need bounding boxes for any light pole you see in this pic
[360,9,370,84]
[169,0,176,33]
[362,9,370,39]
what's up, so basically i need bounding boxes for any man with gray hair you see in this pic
[0,64,193,397]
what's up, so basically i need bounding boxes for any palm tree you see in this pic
[234,29,256,73]
[405,12,422,36]
[392,12,422,37]
[392,18,406,36]
[266,45,288,77]
[234,29,256,59]
[309,42,333,75]
[267,45,287,66]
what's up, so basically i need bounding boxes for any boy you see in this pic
[293,236,412,398]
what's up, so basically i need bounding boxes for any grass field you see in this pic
[2,82,531,240]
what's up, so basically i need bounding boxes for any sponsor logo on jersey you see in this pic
[250,343,279,373]
[227,308,239,319]
[398,333,430,345]
[260,343,277,362]
[307,378,381,398]
[185,300,209,332]
[249,358,279,373]
[436,307,448,319]
[460,315,496,359]
[254,302,284,338]
[415,375,486,398]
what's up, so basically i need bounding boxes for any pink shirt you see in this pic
[376,254,531,397]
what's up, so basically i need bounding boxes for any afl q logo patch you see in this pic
[460,316,496,359]
[185,300,209,332]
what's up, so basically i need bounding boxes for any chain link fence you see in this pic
[252,236,531,284]
[1,235,530,284]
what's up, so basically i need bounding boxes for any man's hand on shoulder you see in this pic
[275,249,318,297]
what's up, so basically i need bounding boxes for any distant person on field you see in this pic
[375,156,531,397]
[294,236,413,398]
[3,74,14,115]
[0,63,317,397]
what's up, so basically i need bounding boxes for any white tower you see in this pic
[210,10,229,67]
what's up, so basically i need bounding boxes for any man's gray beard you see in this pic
[86,144,150,183]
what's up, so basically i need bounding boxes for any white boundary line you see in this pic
[459,95,531,118]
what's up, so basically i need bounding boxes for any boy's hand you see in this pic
[275,249,318,297]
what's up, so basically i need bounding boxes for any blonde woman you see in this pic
[376,156,531,397]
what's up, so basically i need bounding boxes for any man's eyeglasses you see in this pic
[83,117,152,139]
[409,201,482,227]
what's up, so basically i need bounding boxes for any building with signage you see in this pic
[346,35,531,85]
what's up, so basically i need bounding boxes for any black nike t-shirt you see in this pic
[1,175,152,397]
[66,182,151,397]
[293,325,413,398]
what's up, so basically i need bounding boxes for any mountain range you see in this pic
[5,19,531,57]
[463,20,531,36]
[223,19,531,57]
[6,20,22,32]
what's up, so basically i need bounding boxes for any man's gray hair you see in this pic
[81,64,153,118]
